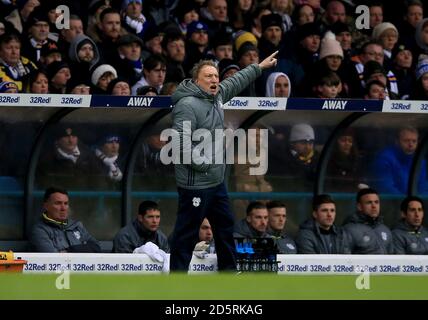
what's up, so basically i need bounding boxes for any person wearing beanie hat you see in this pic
[94,133,123,182]
[391,43,414,99]
[183,21,210,76]
[410,54,428,99]
[329,21,352,55]
[46,60,71,94]
[210,31,233,62]
[136,85,158,96]
[0,81,19,93]
[91,64,118,94]
[234,30,258,52]
[172,0,200,35]
[372,22,398,68]
[121,0,151,39]
[259,13,284,60]
[282,123,319,191]
[21,6,58,63]
[265,72,291,97]
[107,77,131,95]
[319,31,343,60]
[295,22,321,74]
[218,58,240,80]
[39,42,62,67]
[363,60,386,82]
[237,42,259,68]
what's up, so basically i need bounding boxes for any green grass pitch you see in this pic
[1,273,428,300]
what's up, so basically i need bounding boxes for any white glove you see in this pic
[194,241,210,252]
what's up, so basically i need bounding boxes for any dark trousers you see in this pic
[170,182,236,271]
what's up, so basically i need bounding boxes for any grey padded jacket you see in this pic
[171,63,262,189]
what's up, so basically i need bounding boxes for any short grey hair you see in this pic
[191,60,218,81]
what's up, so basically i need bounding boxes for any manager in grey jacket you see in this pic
[169,51,279,271]
[113,200,169,253]
[392,196,428,254]
[296,194,351,254]
[30,187,101,253]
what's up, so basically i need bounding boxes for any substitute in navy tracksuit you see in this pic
[169,52,279,271]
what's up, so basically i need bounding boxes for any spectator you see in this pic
[282,123,319,190]
[131,53,166,95]
[46,60,71,94]
[234,201,272,239]
[5,0,40,34]
[29,69,49,93]
[399,0,423,54]
[112,200,169,253]
[183,21,210,76]
[296,194,351,254]
[172,0,200,35]
[21,7,58,63]
[363,60,397,99]
[159,81,178,95]
[0,33,37,92]
[368,2,384,30]
[390,43,414,99]
[137,85,158,96]
[343,187,393,254]
[209,31,233,64]
[265,71,291,97]
[121,0,151,39]
[312,70,341,98]
[39,42,62,68]
[161,31,186,83]
[270,0,294,33]
[113,33,145,86]
[266,201,297,254]
[364,79,386,99]
[37,126,103,190]
[371,22,399,71]
[0,81,19,93]
[93,134,123,183]
[258,13,284,61]
[392,196,428,254]
[415,17,428,57]
[106,77,131,95]
[199,0,233,38]
[57,15,84,56]
[291,4,316,27]
[218,58,240,80]
[66,79,91,95]
[140,24,163,61]
[326,127,365,192]
[236,41,260,96]
[228,0,254,31]
[410,54,428,100]
[68,34,100,84]
[90,63,118,94]
[250,6,272,39]
[371,126,428,194]
[294,22,321,75]
[30,187,101,252]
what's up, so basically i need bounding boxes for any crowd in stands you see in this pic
[1,0,428,100]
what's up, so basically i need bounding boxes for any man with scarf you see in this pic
[0,32,37,92]
[37,126,104,190]
[112,200,169,253]
[94,134,123,183]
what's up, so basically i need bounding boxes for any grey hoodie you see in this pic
[392,220,428,254]
[171,63,261,189]
[68,34,100,67]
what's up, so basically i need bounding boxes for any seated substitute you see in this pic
[266,201,296,254]
[296,194,352,254]
[113,200,169,253]
[30,187,101,253]
[392,196,428,254]
[234,201,271,239]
